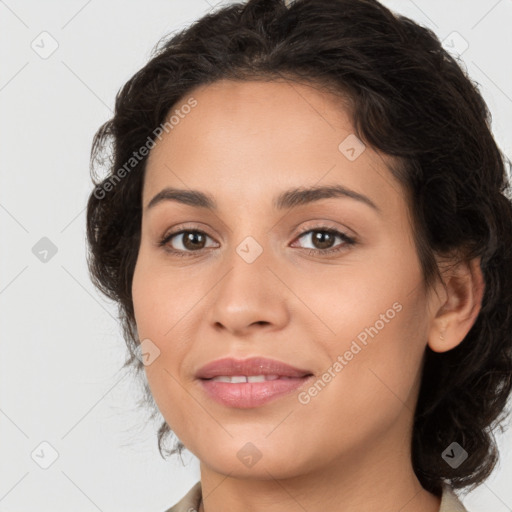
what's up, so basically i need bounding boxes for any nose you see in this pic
[207,240,291,337]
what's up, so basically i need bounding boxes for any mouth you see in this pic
[206,374,302,383]
[196,357,314,408]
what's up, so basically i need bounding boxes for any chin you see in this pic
[191,437,314,480]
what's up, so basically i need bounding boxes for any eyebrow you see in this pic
[146,184,380,213]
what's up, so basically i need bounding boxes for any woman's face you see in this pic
[132,79,439,478]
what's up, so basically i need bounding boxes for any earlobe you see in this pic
[427,256,485,353]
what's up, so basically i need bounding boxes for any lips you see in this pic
[196,357,314,408]
[195,356,312,380]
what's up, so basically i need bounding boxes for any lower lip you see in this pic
[199,376,313,408]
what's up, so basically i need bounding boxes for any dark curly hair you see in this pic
[85,0,512,497]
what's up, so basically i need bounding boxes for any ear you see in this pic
[427,256,486,353]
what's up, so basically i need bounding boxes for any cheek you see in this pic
[131,254,202,430]
[290,257,428,434]
[350,296,428,406]
[287,299,427,467]
[131,250,198,340]
[288,252,419,347]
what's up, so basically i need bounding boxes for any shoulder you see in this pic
[439,483,470,512]
[162,481,202,512]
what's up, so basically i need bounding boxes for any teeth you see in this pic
[247,375,265,383]
[230,376,247,383]
[210,376,234,383]
[210,375,282,383]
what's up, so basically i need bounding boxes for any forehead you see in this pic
[143,79,402,216]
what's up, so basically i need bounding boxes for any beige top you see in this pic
[164,481,468,512]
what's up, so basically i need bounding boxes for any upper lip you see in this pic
[196,357,313,379]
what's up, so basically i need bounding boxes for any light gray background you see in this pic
[0,1,511,511]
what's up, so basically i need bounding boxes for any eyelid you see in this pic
[293,219,355,237]
[160,222,215,242]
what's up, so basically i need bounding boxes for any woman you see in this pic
[86,0,512,511]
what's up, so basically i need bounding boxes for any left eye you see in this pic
[292,228,355,253]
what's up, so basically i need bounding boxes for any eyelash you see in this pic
[158,223,357,258]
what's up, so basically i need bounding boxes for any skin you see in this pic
[131,78,485,512]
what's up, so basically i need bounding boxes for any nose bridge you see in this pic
[224,214,275,276]
[221,229,275,303]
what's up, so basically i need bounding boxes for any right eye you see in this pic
[159,228,218,256]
